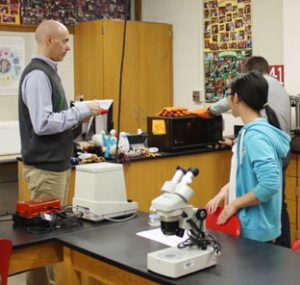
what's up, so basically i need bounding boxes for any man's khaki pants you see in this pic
[23,165,71,285]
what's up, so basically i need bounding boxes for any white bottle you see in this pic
[148,207,161,227]
[118,131,130,153]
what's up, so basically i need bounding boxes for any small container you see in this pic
[148,207,161,227]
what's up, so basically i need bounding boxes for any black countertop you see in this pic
[17,145,231,165]
[0,214,106,249]
[2,212,300,284]
[56,213,300,285]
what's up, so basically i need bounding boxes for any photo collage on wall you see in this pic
[0,0,20,25]
[20,0,130,26]
[203,0,252,103]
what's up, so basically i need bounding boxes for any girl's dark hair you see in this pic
[230,70,281,129]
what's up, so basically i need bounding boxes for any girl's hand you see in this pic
[206,183,229,213]
[217,203,238,225]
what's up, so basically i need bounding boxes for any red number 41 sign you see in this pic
[269,65,284,86]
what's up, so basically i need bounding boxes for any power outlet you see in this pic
[192,90,203,104]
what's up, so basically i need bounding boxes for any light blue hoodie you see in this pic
[236,118,290,242]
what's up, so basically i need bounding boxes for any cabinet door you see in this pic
[103,20,139,133]
[74,21,104,101]
[74,20,173,133]
[138,22,173,130]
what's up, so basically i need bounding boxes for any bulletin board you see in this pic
[0,0,20,25]
[203,0,252,103]
[20,0,130,26]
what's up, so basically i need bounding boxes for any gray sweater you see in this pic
[209,75,291,135]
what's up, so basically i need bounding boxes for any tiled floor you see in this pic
[8,273,26,285]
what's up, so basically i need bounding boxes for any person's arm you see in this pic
[206,182,229,213]
[190,97,230,118]
[217,134,281,224]
[217,191,260,224]
[209,97,230,116]
[22,70,98,136]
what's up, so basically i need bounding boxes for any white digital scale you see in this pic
[147,246,217,278]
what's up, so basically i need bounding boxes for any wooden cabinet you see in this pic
[285,153,300,244]
[74,20,173,133]
[18,150,231,212]
[123,151,231,211]
[19,151,298,244]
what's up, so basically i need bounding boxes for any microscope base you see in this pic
[147,246,217,278]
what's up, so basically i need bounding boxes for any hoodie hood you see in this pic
[238,118,290,165]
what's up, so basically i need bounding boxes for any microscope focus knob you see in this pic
[196,208,207,221]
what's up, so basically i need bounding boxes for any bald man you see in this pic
[18,20,101,285]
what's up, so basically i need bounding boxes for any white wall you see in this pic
[1,0,293,135]
[142,0,203,110]
[0,32,74,121]
[283,0,300,96]
[142,0,284,135]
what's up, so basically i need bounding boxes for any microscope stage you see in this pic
[147,246,217,278]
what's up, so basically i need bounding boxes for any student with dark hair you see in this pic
[206,71,290,242]
[199,56,291,247]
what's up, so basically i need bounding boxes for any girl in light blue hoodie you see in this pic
[206,71,290,242]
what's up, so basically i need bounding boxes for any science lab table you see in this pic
[53,214,300,285]
[1,215,104,285]
[2,212,300,285]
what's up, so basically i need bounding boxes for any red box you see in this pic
[16,199,61,218]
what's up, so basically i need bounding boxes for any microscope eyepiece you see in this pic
[176,166,187,174]
[187,167,199,177]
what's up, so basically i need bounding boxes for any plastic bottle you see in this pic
[148,207,161,227]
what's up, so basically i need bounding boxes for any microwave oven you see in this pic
[147,115,223,151]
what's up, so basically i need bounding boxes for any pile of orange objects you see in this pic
[156,106,191,117]
[156,106,212,119]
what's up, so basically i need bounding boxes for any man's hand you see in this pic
[85,100,102,116]
[190,107,212,119]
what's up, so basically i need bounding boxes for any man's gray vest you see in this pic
[18,58,73,171]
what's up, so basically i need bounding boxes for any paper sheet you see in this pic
[136,227,188,247]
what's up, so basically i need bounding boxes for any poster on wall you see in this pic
[203,0,252,103]
[0,0,20,25]
[20,0,130,26]
[0,37,24,95]
[205,49,252,102]
[21,0,75,26]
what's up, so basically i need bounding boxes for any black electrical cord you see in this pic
[26,210,82,234]
[177,230,222,255]
[177,211,222,254]
[115,1,130,158]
